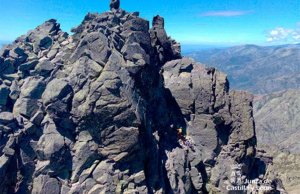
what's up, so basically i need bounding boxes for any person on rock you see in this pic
[177,127,184,139]
[177,127,195,151]
[110,0,120,11]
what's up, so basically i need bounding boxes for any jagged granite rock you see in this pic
[0,1,283,194]
[110,0,120,11]
[150,15,181,65]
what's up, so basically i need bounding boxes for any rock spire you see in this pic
[110,0,120,11]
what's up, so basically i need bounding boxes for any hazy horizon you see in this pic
[2,40,300,53]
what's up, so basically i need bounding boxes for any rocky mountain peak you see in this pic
[152,15,165,29]
[0,1,285,194]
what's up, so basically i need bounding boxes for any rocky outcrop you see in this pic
[110,0,120,11]
[150,15,181,65]
[161,59,259,193]
[255,145,300,194]
[0,1,281,194]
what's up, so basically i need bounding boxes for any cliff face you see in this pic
[0,4,280,194]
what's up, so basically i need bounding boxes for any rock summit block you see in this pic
[110,0,120,11]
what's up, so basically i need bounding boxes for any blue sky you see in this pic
[0,0,300,46]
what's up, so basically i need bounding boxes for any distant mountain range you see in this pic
[185,44,300,94]
[254,89,300,153]
[181,44,230,52]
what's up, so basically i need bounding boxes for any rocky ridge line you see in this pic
[0,2,285,194]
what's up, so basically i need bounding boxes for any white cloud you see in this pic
[292,30,300,40]
[200,10,253,17]
[266,24,300,43]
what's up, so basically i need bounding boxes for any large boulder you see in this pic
[0,86,10,106]
[0,112,14,124]
[110,0,120,10]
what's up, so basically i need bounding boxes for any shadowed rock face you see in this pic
[0,3,283,194]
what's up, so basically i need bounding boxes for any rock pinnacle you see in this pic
[110,0,120,11]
